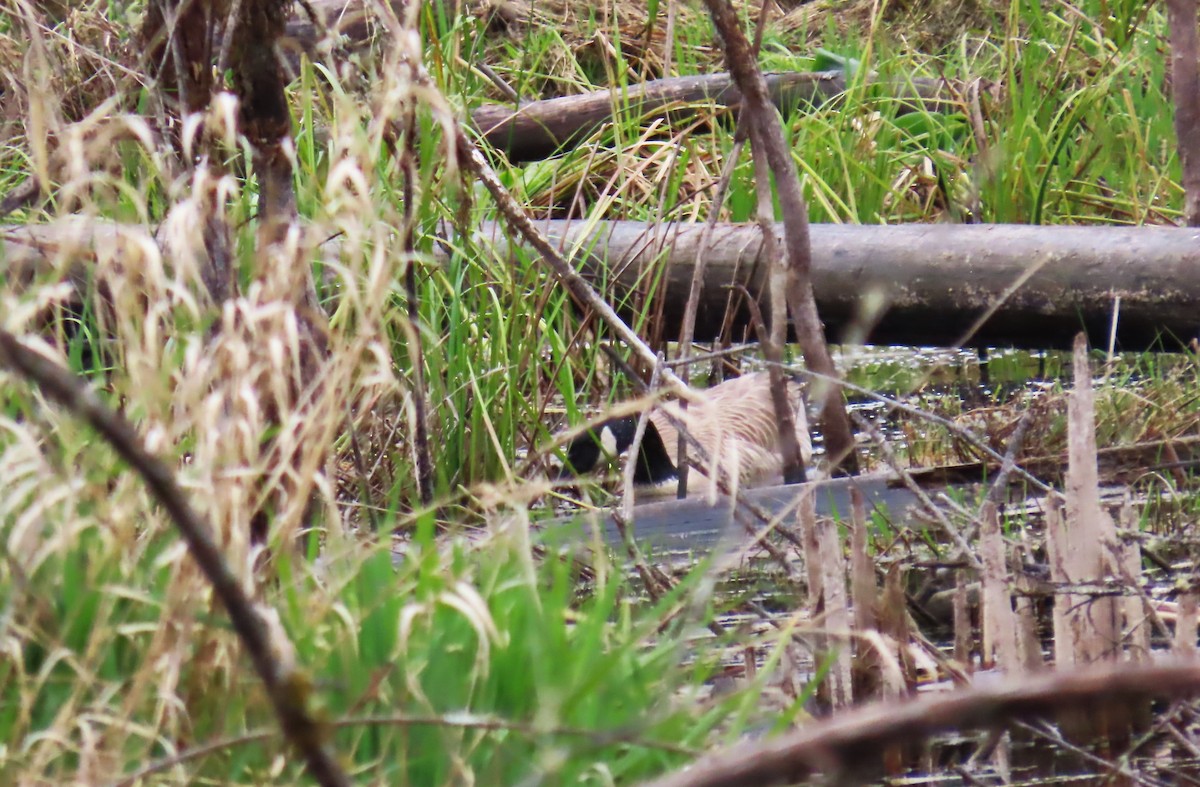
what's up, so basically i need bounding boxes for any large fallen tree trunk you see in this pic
[474,220,1200,350]
[4,220,1200,349]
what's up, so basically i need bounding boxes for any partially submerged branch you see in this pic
[643,661,1200,787]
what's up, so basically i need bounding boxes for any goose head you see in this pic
[557,416,678,485]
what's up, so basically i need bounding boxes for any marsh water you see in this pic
[605,344,1200,785]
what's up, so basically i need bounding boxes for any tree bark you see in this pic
[9,220,1200,350]
[478,220,1200,350]
[1168,0,1200,226]
[468,71,955,163]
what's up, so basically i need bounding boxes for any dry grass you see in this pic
[777,0,1010,50]
[0,3,453,781]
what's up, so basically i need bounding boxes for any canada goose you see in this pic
[558,371,814,495]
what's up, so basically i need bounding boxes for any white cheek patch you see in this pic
[599,426,619,457]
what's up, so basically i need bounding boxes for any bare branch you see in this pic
[676,120,745,498]
[1168,0,1200,226]
[449,101,691,395]
[701,0,858,475]
[643,661,1200,787]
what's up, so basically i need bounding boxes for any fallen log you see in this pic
[280,2,958,162]
[4,220,1200,350]
[475,220,1200,350]
[468,72,956,163]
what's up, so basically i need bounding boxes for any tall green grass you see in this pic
[0,478,751,782]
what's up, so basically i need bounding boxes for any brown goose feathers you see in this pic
[560,372,813,495]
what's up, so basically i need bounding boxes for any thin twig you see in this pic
[345,403,380,532]
[476,63,520,102]
[167,1,193,115]
[115,708,698,786]
[1013,720,1169,787]
[623,356,665,520]
[983,406,1035,507]
[662,343,758,368]
[0,332,349,787]
[401,120,434,506]
[0,179,42,220]
[216,0,245,75]
[674,135,743,497]
[611,509,671,604]
[662,0,677,75]
[445,80,691,396]
[744,143,809,488]
[850,409,982,571]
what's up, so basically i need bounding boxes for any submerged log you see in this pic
[550,435,1200,554]
[5,219,1200,350]
[475,220,1200,350]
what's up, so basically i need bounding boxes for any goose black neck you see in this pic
[623,418,678,485]
[560,416,678,485]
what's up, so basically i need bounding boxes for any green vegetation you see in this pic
[1,0,1198,783]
